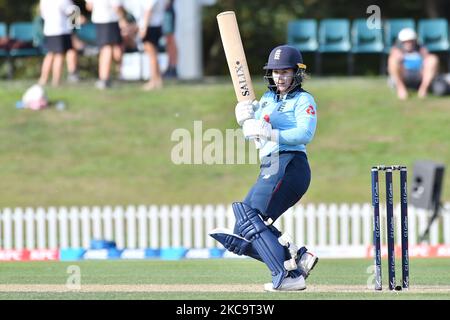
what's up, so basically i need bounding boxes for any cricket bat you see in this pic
[216,11,255,102]
[217,11,263,148]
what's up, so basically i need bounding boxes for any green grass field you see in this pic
[0,258,450,299]
[1,78,449,301]
[0,77,449,208]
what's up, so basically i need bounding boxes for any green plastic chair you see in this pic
[0,23,8,57]
[418,19,449,52]
[384,19,415,53]
[319,19,351,53]
[32,16,45,53]
[317,19,351,74]
[75,22,97,46]
[0,23,6,38]
[351,19,384,53]
[287,19,318,52]
[9,22,42,57]
[351,19,384,74]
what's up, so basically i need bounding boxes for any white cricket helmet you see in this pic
[398,28,417,42]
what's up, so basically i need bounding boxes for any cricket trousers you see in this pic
[243,151,311,223]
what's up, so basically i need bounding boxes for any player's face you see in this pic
[272,69,294,93]
[402,40,416,52]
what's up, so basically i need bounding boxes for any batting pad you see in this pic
[209,228,252,256]
[232,202,288,288]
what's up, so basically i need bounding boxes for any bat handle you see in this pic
[254,137,265,149]
[254,114,270,149]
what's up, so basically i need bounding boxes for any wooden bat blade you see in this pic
[217,11,255,102]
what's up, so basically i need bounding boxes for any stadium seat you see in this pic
[75,22,98,55]
[351,19,384,53]
[351,19,384,74]
[75,23,97,46]
[383,19,415,53]
[0,22,8,57]
[319,19,351,52]
[32,16,46,54]
[0,22,6,37]
[287,19,318,52]
[318,19,352,74]
[9,22,42,57]
[0,22,14,78]
[418,19,449,52]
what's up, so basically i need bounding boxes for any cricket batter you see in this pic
[210,45,318,291]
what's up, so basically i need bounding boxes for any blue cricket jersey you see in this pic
[255,88,318,158]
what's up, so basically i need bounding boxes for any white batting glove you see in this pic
[254,138,266,149]
[242,119,278,141]
[235,100,259,126]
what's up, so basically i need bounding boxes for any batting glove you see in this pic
[242,119,278,142]
[235,100,259,126]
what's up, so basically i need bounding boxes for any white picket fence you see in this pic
[1,203,450,250]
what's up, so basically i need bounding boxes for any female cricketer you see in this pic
[211,45,318,291]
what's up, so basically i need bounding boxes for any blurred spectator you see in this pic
[162,0,177,78]
[66,14,89,83]
[34,3,83,83]
[38,0,77,87]
[388,28,439,100]
[85,0,125,89]
[139,0,166,91]
[119,12,139,53]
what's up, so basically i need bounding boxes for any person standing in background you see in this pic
[65,5,90,84]
[85,0,125,89]
[163,0,177,78]
[39,0,77,87]
[119,12,139,54]
[65,14,88,83]
[139,0,166,91]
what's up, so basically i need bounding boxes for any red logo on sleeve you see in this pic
[306,105,316,115]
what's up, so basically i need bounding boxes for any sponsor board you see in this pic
[366,245,450,258]
[0,249,59,261]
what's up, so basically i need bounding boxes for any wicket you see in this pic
[371,165,409,291]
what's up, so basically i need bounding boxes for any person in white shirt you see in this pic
[139,0,166,90]
[162,0,177,78]
[38,0,77,87]
[85,0,125,89]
